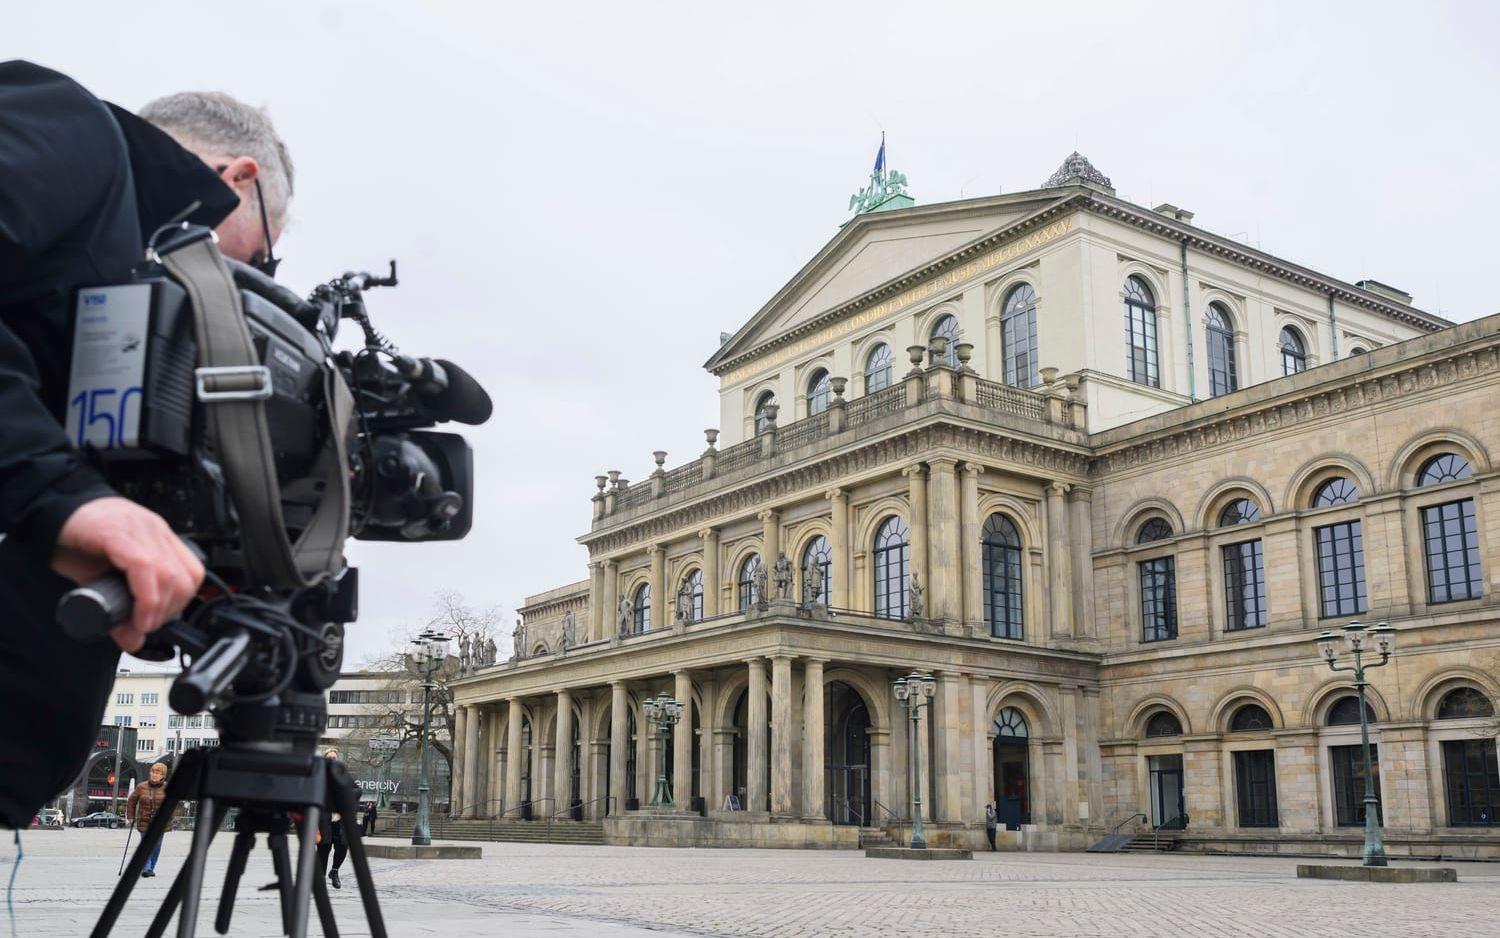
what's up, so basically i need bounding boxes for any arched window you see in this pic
[1000,284,1039,388]
[1229,703,1274,732]
[679,569,704,623]
[737,554,762,611]
[865,344,894,393]
[631,583,651,634]
[753,391,776,434]
[1348,346,1368,357]
[1124,276,1159,387]
[1206,303,1238,396]
[801,535,831,605]
[1326,695,1377,726]
[1136,517,1174,544]
[872,516,910,619]
[995,707,1029,738]
[1418,453,1474,486]
[1145,711,1183,738]
[1417,454,1482,604]
[1313,477,1359,507]
[982,514,1024,639]
[806,369,831,416]
[1218,498,1262,526]
[930,314,961,367]
[1279,327,1307,376]
[1437,687,1496,720]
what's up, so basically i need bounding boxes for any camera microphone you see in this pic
[396,355,493,425]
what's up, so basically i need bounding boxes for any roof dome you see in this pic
[1043,152,1114,193]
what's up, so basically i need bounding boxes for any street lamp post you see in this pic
[1316,621,1396,867]
[369,735,401,811]
[893,671,936,850]
[407,629,450,846]
[642,692,682,807]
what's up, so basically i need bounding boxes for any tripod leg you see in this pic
[333,775,388,938]
[311,867,339,938]
[214,828,255,934]
[145,802,227,938]
[174,795,218,938]
[267,831,295,933]
[90,789,183,938]
[287,807,321,938]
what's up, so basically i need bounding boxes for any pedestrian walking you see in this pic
[316,749,350,889]
[362,800,378,837]
[125,763,175,877]
[984,803,998,851]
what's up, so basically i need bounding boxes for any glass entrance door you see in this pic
[1148,754,1186,829]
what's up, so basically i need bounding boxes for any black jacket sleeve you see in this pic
[0,61,129,556]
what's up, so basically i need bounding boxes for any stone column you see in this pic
[648,545,666,632]
[960,463,984,629]
[601,559,619,640]
[770,655,795,817]
[451,705,468,816]
[934,672,964,822]
[759,509,781,566]
[480,707,496,816]
[904,465,929,590]
[588,562,605,640]
[674,670,694,810]
[609,682,628,813]
[1068,487,1096,639]
[699,528,720,617]
[747,658,769,813]
[869,727,892,816]
[927,458,961,624]
[462,705,481,818]
[505,698,523,815]
[554,689,574,816]
[827,488,850,608]
[1045,482,1074,639]
[802,659,827,821]
[698,676,717,806]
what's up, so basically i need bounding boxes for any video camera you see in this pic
[55,223,491,748]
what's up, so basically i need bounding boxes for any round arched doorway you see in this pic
[992,707,1031,829]
[826,682,871,825]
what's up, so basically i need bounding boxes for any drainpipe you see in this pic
[1180,239,1196,401]
[1327,293,1340,359]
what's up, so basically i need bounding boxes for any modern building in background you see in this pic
[322,669,453,812]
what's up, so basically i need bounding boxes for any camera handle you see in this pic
[56,537,206,643]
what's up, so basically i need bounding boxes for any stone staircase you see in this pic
[380,817,605,846]
[858,827,894,848]
[1120,832,1182,852]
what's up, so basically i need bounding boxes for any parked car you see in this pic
[71,811,125,829]
[36,808,63,827]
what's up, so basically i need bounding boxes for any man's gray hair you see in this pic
[140,91,295,223]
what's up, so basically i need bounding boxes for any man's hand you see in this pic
[52,497,204,652]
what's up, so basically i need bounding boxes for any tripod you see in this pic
[90,744,388,938]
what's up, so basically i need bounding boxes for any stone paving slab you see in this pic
[5,828,1499,937]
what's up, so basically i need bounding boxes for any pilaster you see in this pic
[699,528,721,617]
[826,488,850,608]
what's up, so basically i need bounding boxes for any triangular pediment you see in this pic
[707,191,1071,372]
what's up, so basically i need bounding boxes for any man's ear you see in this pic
[222,154,260,188]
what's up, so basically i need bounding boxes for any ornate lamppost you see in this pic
[1316,621,1396,867]
[642,692,682,806]
[368,734,401,811]
[893,671,936,849]
[406,629,450,846]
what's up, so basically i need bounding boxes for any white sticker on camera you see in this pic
[66,284,152,450]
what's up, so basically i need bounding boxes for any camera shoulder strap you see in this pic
[157,232,352,588]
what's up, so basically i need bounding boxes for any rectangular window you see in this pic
[1126,305,1159,386]
[1315,520,1367,618]
[168,715,183,728]
[138,715,157,728]
[1138,556,1178,642]
[1330,743,1382,826]
[116,693,133,705]
[1423,498,1483,604]
[137,739,154,751]
[113,715,131,726]
[1222,539,1267,630]
[141,692,158,705]
[1442,739,1500,826]
[1233,749,1279,827]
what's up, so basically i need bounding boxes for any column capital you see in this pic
[901,464,927,480]
[824,487,848,502]
[757,508,780,523]
[555,687,573,701]
[802,656,830,667]
[603,558,619,571]
[1045,481,1071,497]
[608,680,626,690]
[927,456,960,472]
[961,461,986,477]
[648,543,667,557]
[697,526,719,542]
[1068,484,1094,502]
[672,667,693,679]
[767,653,796,665]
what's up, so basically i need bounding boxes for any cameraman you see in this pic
[0,62,295,829]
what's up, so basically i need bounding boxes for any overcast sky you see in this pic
[12,1,1498,667]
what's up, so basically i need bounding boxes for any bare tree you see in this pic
[343,591,503,785]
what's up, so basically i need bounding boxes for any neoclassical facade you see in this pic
[451,155,1500,856]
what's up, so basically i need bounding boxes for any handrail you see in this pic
[548,795,613,823]
[1150,813,1187,851]
[1109,811,1147,835]
[869,797,907,848]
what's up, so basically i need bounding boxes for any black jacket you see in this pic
[0,61,237,828]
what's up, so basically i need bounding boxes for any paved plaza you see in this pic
[7,828,1499,936]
